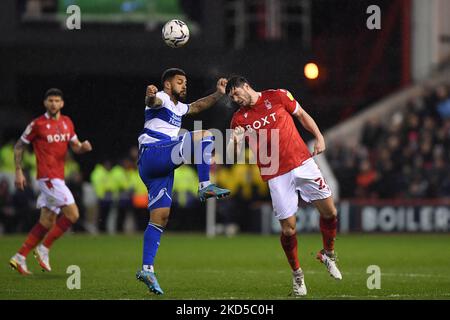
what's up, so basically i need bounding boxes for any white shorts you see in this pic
[37,179,75,214]
[268,158,332,220]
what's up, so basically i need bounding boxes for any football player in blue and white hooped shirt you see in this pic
[136,68,230,295]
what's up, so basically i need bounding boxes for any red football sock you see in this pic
[320,216,337,253]
[18,223,49,257]
[42,215,73,249]
[280,233,300,271]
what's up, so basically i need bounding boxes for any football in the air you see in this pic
[162,19,190,48]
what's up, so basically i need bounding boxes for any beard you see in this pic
[172,90,187,103]
[238,92,252,107]
[47,108,60,117]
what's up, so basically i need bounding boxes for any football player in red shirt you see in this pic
[226,76,342,296]
[9,88,92,275]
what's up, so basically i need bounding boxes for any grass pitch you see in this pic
[0,233,449,299]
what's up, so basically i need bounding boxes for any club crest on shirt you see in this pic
[244,113,248,118]
[264,99,272,109]
[46,124,51,129]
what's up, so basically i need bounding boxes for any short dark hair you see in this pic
[225,76,250,95]
[161,68,186,86]
[44,88,64,99]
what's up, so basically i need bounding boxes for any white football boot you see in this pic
[317,249,342,280]
[292,269,307,296]
[34,244,51,272]
[9,253,32,275]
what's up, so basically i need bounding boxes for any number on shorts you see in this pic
[314,177,326,190]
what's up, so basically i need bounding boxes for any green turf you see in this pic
[0,233,449,299]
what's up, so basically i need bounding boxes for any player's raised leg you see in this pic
[189,130,230,201]
[9,208,55,275]
[34,203,79,272]
[313,196,342,280]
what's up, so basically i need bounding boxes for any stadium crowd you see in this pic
[328,84,450,199]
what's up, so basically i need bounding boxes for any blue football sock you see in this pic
[195,136,214,185]
[142,222,163,268]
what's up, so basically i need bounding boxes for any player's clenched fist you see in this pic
[146,85,158,98]
[313,136,326,156]
[216,78,228,95]
[81,140,93,153]
[232,126,245,143]
[145,85,160,107]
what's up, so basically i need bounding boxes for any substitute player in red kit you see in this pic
[225,76,342,296]
[9,88,92,275]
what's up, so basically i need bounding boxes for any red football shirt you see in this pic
[230,89,311,181]
[21,113,77,180]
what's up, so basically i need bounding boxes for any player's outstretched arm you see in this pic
[70,138,93,155]
[186,78,227,115]
[293,108,326,156]
[14,139,27,191]
[145,85,163,108]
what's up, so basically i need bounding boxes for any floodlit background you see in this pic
[0,0,450,300]
[1,0,449,234]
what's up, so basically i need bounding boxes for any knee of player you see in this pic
[191,130,215,146]
[149,208,170,227]
[324,207,338,218]
[66,208,80,223]
[150,216,169,228]
[332,208,338,217]
[160,216,169,227]
[40,217,55,229]
[72,210,80,222]
[281,226,296,237]
[202,130,213,138]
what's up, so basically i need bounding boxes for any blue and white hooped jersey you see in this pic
[138,91,190,146]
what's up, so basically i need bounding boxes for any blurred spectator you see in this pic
[12,170,38,233]
[127,146,149,231]
[129,146,139,164]
[215,164,241,236]
[169,164,204,231]
[215,149,270,235]
[0,178,15,233]
[0,141,15,174]
[112,158,135,233]
[90,160,116,233]
[328,84,450,199]
[361,118,383,149]
[130,162,148,232]
[436,85,450,119]
[355,160,377,198]
[111,159,127,230]
[173,164,198,208]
